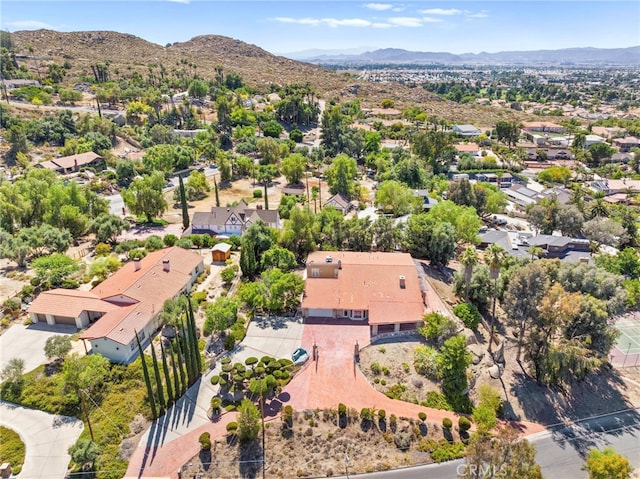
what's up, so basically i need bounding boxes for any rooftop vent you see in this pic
[163,259,170,272]
[325,256,333,263]
[399,275,406,289]
[134,259,142,271]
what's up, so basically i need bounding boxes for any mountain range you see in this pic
[291,46,640,66]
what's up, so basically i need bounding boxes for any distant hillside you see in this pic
[7,29,534,125]
[299,46,640,66]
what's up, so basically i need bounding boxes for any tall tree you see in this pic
[178,175,189,230]
[484,244,506,354]
[136,332,157,419]
[122,171,168,223]
[160,341,174,406]
[149,340,166,413]
[325,154,359,200]
[460,246,479,300]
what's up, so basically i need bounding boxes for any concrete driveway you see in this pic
[0,401,83,479]
[229,315,305,364]
[0,323,78,373]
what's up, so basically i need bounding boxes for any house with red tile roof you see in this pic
[301,251,427,337]
[36,152,103,174]
[28,247,204,363]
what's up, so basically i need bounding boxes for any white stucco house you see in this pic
[28,247,204,363]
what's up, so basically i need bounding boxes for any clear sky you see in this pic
[1,1,639,56]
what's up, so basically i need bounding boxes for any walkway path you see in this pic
[125,317,544,479]
[0,401,84,479]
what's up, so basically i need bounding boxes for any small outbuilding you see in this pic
[211,242,232,262]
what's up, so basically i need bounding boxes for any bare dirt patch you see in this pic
[182,408,463,478]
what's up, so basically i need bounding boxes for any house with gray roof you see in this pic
[479,230,591,262]
[452,124,482,138]
[191,200,281,236]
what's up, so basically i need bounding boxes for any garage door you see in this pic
[307,308,333,318]
[55,316,77,326]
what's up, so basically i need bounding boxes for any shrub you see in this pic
[245,357,259,367]
[338,403,347,416]
[95,243,111,257]
[191,291,207,304]
[419,312,457,344]
[429,440,465,463]
[453,303,481,331]
[224,334,236,350]
[458,416,471,432]
[402,362,410,374]
[413,345,439,379]
[163,234,178,246]
[210,397,222,413]
[144,235,164,251]
[253,189,263,198]
[442,418,453,430]
[382,366,390,376]
[378,409,386,421]
[394,432,412,450]
[0,426,25,474]
[198,432,211,450]
[370,361,382,375]
[424,391,453,411]
[282,405,294,427]
[378,346,386,354]
[385,383,406,400]
[389,414,397,432]
[418,412,427,422]
[226,422,238,433]
[380,379,387,386]
[221,266,237,284]
[360,408,373,422]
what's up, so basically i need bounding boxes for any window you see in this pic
[311,268,320,278]
[130,340,136,351]
[139,330,146,339]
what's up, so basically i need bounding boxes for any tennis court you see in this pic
[610,315,640,368]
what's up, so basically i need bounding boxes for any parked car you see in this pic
[292,348,309,366]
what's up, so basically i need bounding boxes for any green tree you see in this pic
[403,213,456,265]
[430,200,482,244]
[188,79,208,99]
[179,175,189,230]
[537,166,572,185]
[375,180,421,217]
[203,297,239,336]
[495,120,520,147]
[281,153,306,185]
[484,244,506,352]
[585,447,633,479]
[262,268,305,314]
[0,357,25,384]
[279,207,316,262]
[68,439,99,472]
[88,214,130,244]
[31,253,79,288]
[460,246,479,300]
[122,171,168,223]
[325,154,359,200]
[184,170,210,200]
[437,335,472,400]
[237,398,261,444]
[261,246,297,271]
[237,281,267,317]
[44,335,72,362]
[371,216,399,252]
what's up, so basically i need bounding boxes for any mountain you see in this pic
[296,46,640,66]
[6,29,535,125]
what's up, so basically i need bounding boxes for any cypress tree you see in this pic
[160,341,174,406]
[264,182,269,210]
[180,315,194,386]
[240,237,257,279]
[174,336,188,395]
[214,177,220,207]
[168,342,181,399]
[136,331,157,419]
[179,175,189,230]
[149,341,166,413]
[186,295,202,374]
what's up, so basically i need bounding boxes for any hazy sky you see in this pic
[1,1,639,55]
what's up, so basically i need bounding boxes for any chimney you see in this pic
[134,259,141,271]
[399,275,406,289]
[74,158,78,170]
[163,259,170,272]
[337,259,342,270]
[325,255,333,263]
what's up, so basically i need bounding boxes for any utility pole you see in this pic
[79,388,95,441]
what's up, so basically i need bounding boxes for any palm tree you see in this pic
[484,244,506,355]
[589,196,609,219]
[527,245,544,261]
[459,246,479,300]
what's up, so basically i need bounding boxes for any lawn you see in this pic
[0,426,25,474]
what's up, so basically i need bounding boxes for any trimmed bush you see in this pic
[253,189,263,198]
[370,361,382,375]
[453,303,481,331]
[378,409,386,421]
[458,416,471,432]
[198,432,211,450]
[442,417,453,430]
[389,414,398,432]
[418,412,427,422]
[338,403,347,416]
[360,408,373,421]
[210,375,220,386]
[226,422,238,433]
[245,357,259,367]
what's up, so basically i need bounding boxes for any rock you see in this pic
[488,364,502,379]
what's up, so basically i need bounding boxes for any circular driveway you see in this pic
[0,401,83,479]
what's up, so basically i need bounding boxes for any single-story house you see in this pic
[323,193,355,215]
[301,251,427,337]
[614,137,640,153]
[211,242,232,262]
[37,152,103,174]
[584,134,607,148]
[522,121,566,134]
[479,230,591,262]
[454,143,480,156]
[191,200,281,236]
[452,124,482,138]
[2,79,41,89]
[28,247,204,363]
[413,190,439,211]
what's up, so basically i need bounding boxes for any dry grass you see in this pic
[182,408,457,478]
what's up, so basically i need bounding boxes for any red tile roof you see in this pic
[302,251,425,325]
[28,289,118,318]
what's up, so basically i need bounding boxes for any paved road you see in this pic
[0,401,84,479]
